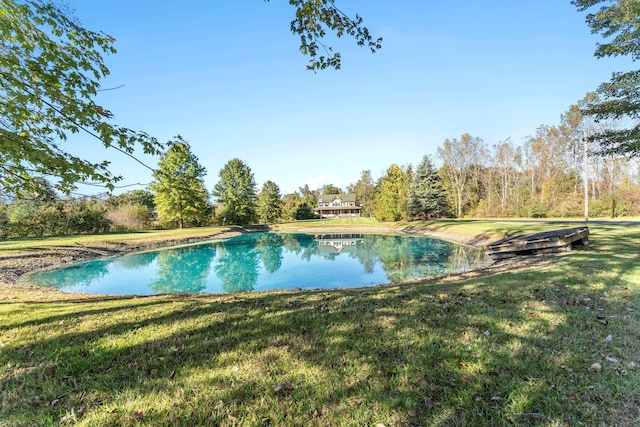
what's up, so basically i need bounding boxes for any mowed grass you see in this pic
[0,226,235,254]
[0,220,639,426]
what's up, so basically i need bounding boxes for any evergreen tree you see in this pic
[149,137,210,228]
[408,155,449,220]
[295,203,317,220]
[213,159,257,225]
[256,180,283,224]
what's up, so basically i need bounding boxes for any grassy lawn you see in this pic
[0,226,236,254]
[0,220,638,426]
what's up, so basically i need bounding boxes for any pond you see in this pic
[26,232,489,295]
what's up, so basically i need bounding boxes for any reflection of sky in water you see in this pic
[27,233,488,296]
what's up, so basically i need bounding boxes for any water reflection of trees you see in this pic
[363,235,420,282]
[29,259,111,290]
[351,235,484,283]
[281,233,316,261]
[150,245,215,294]
[112,252,158,270]
[445,244,488,273]
[281,233,304,254]
[276,233,483,282]
[348,238,376,274]
[255,233,284,273]
[214,239,260,293]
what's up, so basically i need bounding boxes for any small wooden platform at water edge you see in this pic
[484,227,590,260]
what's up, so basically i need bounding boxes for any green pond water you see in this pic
[27,232,489,295]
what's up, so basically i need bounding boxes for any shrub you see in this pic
[106,203,151,231]
[295,204,318,220]
[0,205,9,239]
[529,204,548,218]
[619,187,640,216]
[549,195,582,217]
[65,200,110,234]
[588,199,609,217]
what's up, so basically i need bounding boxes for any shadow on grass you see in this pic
[1,225,639,425]
[0,297,172,331]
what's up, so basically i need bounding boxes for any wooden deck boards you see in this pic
[485,227,590,260]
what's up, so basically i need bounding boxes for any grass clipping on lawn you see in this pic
[0,221,638,426]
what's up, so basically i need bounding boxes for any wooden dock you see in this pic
[485,227,589,260]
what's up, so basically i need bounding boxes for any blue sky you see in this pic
[66,1,630,195]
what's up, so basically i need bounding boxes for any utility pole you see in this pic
[584,130,589,222]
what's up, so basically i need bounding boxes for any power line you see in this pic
[76,181,151,189]
[2,71,161,176]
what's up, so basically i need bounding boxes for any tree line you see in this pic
[3,105,639,239]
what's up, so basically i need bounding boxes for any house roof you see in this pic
[317,194,357,203]
[314,206,362,212]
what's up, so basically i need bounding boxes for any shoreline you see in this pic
[0,226,546,302]
[0,230,244,300]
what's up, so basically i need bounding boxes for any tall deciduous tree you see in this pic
[492,139,523,215]
[149,137,210,228]
[321,184,342,195]
[524,125,577,207]
[257,180,283,224]
[281,193,302,221]
[573,0,640,156]
[351,170,375,217]
[108,190,155,211]
[213,159,257,225]
[0,0,162,195]
[408,155,449,220]
[298,184,318,208]
[437,134,486,218]
[372,164,410,221]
